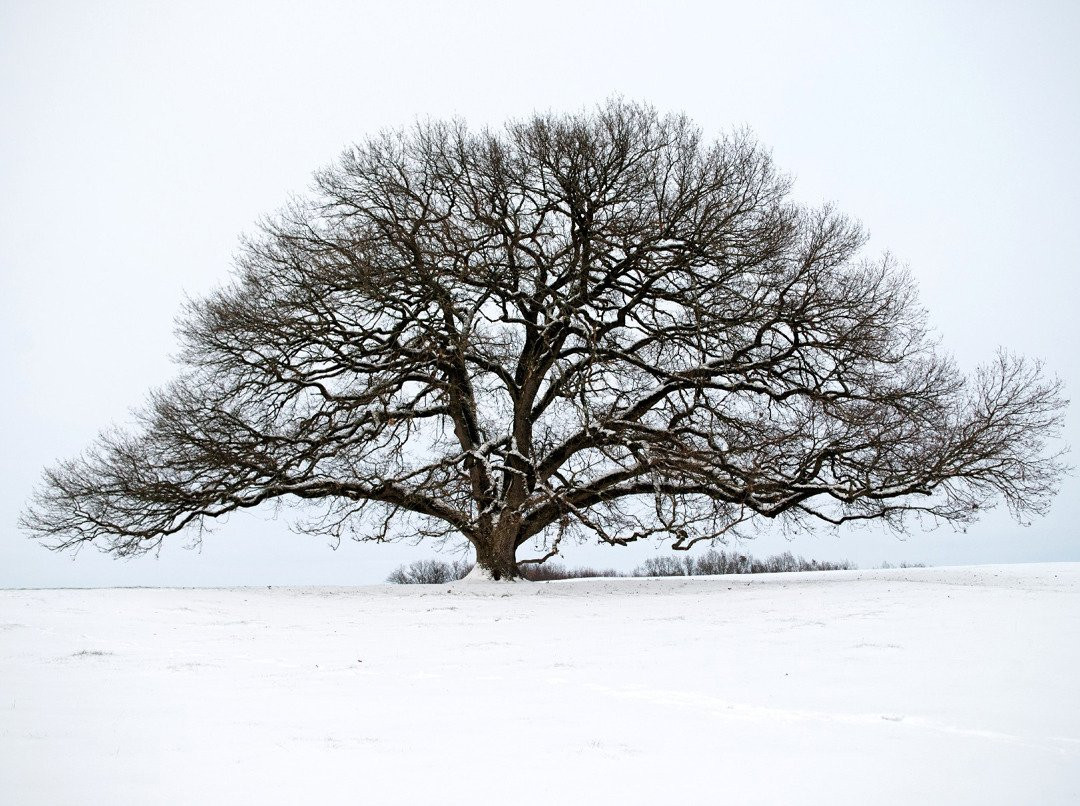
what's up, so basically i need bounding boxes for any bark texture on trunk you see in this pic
[471,535,522,581]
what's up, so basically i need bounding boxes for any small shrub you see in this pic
[519,563,625,581]
[634,556,694,577]
[692,549,751,575]
[385,559,471,584]
[637,549,854,577]
[519,562,571,581]
[883,561,928,569]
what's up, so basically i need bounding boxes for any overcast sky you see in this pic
[2,0,1078,587]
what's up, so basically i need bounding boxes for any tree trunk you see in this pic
[471,535,523,581]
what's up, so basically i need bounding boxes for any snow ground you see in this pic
[2,564,1078,805]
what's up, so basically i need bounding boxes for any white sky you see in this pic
[2,0,1078,587]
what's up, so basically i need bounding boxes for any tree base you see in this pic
[459,563,525,583]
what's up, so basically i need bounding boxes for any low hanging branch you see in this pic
[22,100,1068,579]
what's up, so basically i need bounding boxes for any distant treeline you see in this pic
[384,549,925,584]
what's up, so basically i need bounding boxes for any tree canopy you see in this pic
[23,101,1068,579]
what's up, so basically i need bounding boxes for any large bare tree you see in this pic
[23,101,1068,579]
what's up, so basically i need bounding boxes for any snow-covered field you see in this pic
[2,564,1078,804]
